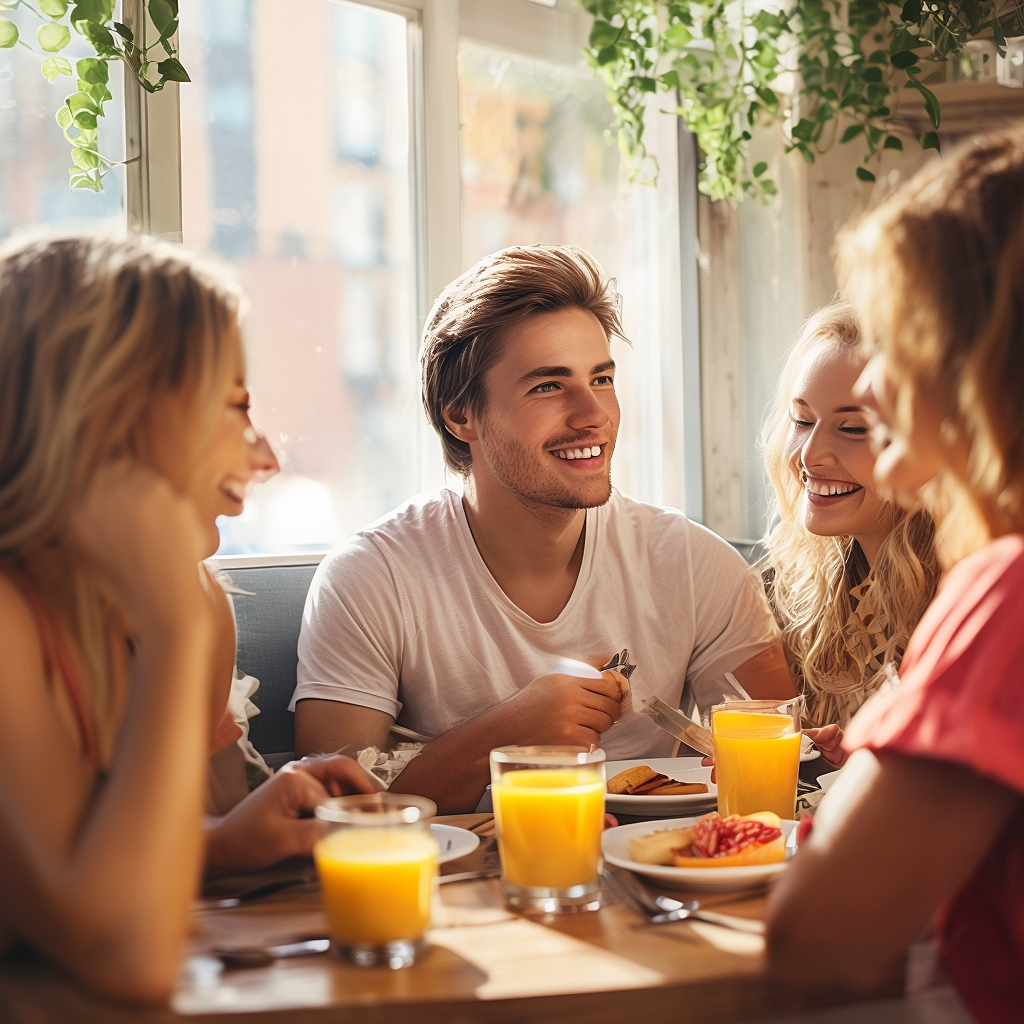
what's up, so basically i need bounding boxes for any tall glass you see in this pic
[490,746,605,914]
[711,697,804,819]
[314,793,437,969]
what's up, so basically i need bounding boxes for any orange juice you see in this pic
[492,768,604,888]
[314,827,437,945]
[712,709,800,819]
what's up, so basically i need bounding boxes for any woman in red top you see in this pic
[0,233,374,1003]
[765,131,1024,1021]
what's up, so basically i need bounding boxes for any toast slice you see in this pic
[607,765,661,794]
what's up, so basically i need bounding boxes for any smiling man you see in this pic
[291,246,793,812]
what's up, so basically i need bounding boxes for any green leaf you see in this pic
[664,22,692,46]
[76,56,109,84]
[589,19,618,49]
[147,0,175,35]
[921,130,941,152]
[39,0,69,16]
[755,86,778,108]
[155,56,190,81]
[41,56,73,80]
[71,145,100,168]
[67,90,99,113]
[906,78,941,128]
[890,50,918,70]
[55,104,75,130]
[840,123,864,143]
[883,134,903,150]
[80,19,116,52]
[596,44,619,65]
[659,69,681,89]
[69,0,114,24]
[112,20,133,42]
[37,22,71,51]
[855,166,876,182]
[635,75,657,93]
[861,66,883,83]
[0,18,18,48]
[73,109,97,129]
[753,160,768,177]
[791,117,816,142]
[901,0,922,21]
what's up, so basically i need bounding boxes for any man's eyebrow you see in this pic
[517,360,617,386]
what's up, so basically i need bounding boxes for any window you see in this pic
[0,5,125,237]
[178,0,424,553]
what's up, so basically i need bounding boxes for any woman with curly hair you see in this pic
[759,303,939,754]
[766,129,1024,1022]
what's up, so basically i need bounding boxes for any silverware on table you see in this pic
[439,868,502,885]
[213,937,331,970]
[601,867,765,935]
[201,877,314,909]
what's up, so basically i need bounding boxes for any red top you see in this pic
[844,533,1024,1023]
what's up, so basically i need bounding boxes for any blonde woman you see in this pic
[766,130,1024,1022]
[0,233,372,1003]
[759,304,939,757]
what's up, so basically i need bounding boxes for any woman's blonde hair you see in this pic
[838,128,1024,565]
[759,303,939,727]
[0,231,244,764]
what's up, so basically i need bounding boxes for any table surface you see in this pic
[0,804,898,1024]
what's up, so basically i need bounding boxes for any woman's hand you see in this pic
[68,459,209,633]
[803,725,848,768]
[204,756,379,874]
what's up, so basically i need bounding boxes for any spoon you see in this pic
[213,936,330,970]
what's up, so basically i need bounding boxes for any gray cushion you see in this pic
[228,564,317,758]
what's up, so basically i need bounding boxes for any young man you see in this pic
[292,245,794,812]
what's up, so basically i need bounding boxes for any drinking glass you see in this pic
[490,745,605,914]
[711,696,804,819]
[314,792,437,968]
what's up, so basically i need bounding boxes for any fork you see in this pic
[601,867,765,934]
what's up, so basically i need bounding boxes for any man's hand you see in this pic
[503,664,626,748]
[204,755,378,873]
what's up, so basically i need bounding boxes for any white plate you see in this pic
[605,758,717,815]
[602,816,797,892]
[799,735,821,762]
[431,824,480,864]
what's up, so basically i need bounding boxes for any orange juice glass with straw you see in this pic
[712,697,804,819]
[314,793,437,968]
[490,746,605,913]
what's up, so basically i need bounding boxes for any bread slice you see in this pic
[629,772,673,794]
[607,765,660,794]
[645,780,709,796]
[627,826,697,865]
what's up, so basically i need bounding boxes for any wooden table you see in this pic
[0,815,898,1024]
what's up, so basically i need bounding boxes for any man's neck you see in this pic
[460,476,589,623]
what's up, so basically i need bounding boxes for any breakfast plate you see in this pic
[800,735,821,762]
[604,758,717,815]
[431,824,480,864]
[602,816,797,892]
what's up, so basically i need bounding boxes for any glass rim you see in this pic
[710,695,805,716]
[489,745,606,767]
[314,792,437,826]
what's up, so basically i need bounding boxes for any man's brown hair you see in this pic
[420,245,625,475]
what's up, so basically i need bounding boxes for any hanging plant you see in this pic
[0,0,189,191]
[580,0,1024,200]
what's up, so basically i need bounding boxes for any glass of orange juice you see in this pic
[711,697,805,819]
[490,745,605,914]
[314,793,438,968]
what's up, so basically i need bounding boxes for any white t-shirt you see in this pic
[292,488,778,760]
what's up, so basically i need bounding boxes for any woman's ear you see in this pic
[442,404,477,443]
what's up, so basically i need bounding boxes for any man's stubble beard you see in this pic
[478,426,614,510]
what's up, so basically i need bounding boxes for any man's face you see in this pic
[460,306,620,510]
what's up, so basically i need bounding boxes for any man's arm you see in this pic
[729,639,796,700]
[296,670,625,814]
[295,700,392,757]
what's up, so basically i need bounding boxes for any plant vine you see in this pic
[581,0,1024,200]
[0,0,189,191]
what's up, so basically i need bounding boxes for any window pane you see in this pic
[457,39,686,510]
[179,0,422,554]
[0,9,125,239]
